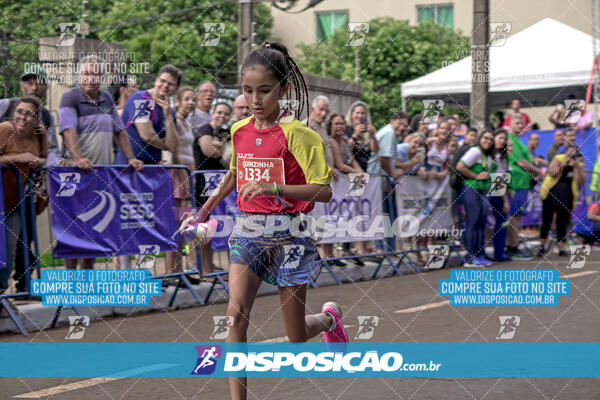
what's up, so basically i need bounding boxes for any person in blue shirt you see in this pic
[115,65,181,165]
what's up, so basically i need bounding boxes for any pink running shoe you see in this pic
[322,301,348,343]
[178,218,218,245]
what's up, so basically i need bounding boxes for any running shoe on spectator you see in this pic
[507,248,533,261]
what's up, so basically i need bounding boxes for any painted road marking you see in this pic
[561,270,599,279]
[14,363,176,398]
[394,300,450,313]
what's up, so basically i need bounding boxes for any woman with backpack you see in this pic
[455,130,496,267]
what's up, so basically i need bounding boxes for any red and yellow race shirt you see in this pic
[230,116,332,213]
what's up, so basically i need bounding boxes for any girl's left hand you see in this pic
[239,180,273,202]
[367,125,376,135]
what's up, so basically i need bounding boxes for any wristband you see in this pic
[273,183,292,208]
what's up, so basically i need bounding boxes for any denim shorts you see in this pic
[228,213,321,286]
[509,189,530,217]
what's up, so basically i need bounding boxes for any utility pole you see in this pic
[593,0,599,119]
[470,0,489,131]
[0,30,9,98]
[237,0,254,86]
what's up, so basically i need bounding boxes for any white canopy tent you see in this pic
[401,18,595,109]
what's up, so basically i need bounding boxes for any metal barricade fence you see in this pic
[0,165,71,335]
[42,165,229,312]
[8,165,471,335]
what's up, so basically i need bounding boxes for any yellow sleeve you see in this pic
[228,117,251,172]
[283,120,332,185]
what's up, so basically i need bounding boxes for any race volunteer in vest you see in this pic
[456,130,496,267]
[504,114,541,260]
[184,41,349,400]
[59,55,143,270]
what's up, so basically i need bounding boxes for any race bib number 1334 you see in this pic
[236,157,285,190]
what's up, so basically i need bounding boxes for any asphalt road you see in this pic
[1,251,599,399]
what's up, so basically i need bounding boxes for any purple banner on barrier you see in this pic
[48,166,178,258]
[520,179,543,226]
[211,189,239,251]
[522,127,598,196]
[0,168,6,269]
[194,170,239,251]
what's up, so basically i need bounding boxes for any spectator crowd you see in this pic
[1,59,599,316]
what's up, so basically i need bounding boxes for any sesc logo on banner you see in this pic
[56,172,81,197]
[191,345,222,375]
[76,190,117,233]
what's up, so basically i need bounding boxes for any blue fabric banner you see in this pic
[191,170,239,251]
[0,167,6,269]
[48,166,178,258]
[210,190,239,251]
[522,127,598,196]
[0,342,598,377]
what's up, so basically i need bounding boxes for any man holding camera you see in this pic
[538,144,585,257]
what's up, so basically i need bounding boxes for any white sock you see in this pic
[325,311,336,332]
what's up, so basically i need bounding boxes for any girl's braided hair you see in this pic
[241,41,309,121]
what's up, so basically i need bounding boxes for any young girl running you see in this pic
[184,42,348,399]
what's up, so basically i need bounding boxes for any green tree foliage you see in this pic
[0,0,272,92]
[96,0,273,86]
[0,0,113,96]
[296,17,469,127]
